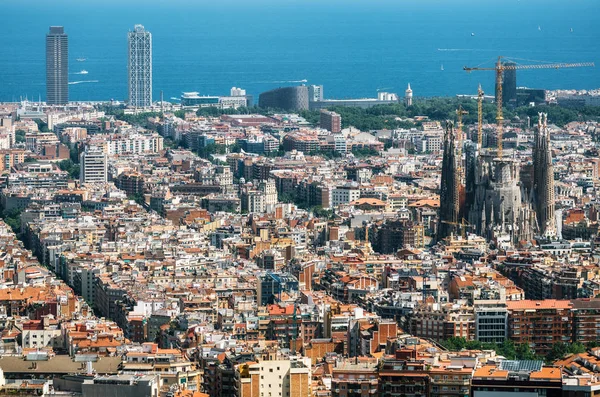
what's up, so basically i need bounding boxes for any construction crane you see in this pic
[477,84,484,149]
[455,105,469,143]
[441,219,473,239]
[464,56,594,158]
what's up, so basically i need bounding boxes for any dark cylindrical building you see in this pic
[258,86,309,111]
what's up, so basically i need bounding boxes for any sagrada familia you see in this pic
[438,113,556,247]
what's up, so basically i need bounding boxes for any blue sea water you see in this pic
[1,0,599,103]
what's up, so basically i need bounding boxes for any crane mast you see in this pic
[477,84,484,149]
[464,56,594,158]
[495,58,504,157]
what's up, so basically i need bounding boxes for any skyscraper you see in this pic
[533,113,556,237]
[496,62,517,106]
[46,26,68,105]
[128,24,152,108]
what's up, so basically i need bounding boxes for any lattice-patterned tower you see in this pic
[533,113,556,237]
[128,24,152,108]
[437,121,461,241]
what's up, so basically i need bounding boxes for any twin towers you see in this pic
[45,25,152,107]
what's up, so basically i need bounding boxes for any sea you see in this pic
[1,0,599,103]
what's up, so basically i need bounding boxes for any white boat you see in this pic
[570,27,574,33]
[441,64,444,71]
[79,70,88,75]
[538,25,542,31]
[76,57,86,62]
[471,32,475,36]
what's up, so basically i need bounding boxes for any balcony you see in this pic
[430,379,470,386]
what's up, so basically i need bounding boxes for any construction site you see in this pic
[437,56,594,247]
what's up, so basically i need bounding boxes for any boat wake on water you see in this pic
[437,48,478,51]
[69,80,99,85]
[253,79,308,84]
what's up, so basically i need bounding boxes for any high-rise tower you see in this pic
[496,61,517,106]
[46,26,68,105]
[128,24,152,108]
[533,113,556,237]
[437,121,460,240]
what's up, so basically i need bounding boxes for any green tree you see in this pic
[58,159,80,179]
[547,342,586,362]
[34,119,51,132]
[352,147,380,158]
[311,206,334,220]
[3,208,22,233]
[15,130,26,144]
[70,146,80,163]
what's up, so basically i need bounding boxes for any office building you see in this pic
[474,300,507,344]
[128,24,152,108]
[258,86,309,111]
[257,272,299,305]
[80,148,108,184]
[46,26,68,105]
[320,110,341,133]
[517,87,546,106]
[497,62,517,106]
[331,183,360,207]
[308,85,324,102]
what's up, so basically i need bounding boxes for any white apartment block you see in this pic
[89,133,163,155]
[332,184,361,207]
[80,149,108,183]
[414,132,443,153]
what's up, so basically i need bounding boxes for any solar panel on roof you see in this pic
[499,360,543,372]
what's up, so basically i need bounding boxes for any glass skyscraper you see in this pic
[46,26,68,105]
[128,24,152,108]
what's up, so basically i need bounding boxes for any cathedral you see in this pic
[439,113,555,247]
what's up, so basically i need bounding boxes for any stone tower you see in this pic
[533,113,556,237]
[438,121,460,240]
[405,84,413,107]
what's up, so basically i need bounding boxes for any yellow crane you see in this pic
[455,105,469,142]
[441,219,473,239]
[464,56,594,158]
[477,84,484,149]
